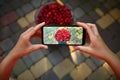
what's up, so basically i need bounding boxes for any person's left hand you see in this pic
[10,22,48,58]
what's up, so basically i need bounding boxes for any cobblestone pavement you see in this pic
[0,0,120,80]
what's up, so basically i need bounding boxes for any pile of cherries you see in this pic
[55,28,71,42]
[36,2,73,25]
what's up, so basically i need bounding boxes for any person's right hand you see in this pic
[74,22,113,60]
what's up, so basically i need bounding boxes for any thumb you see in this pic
[74,46,91,53]
[30,44,48,51]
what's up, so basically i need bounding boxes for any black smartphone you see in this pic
[42,25,86,45]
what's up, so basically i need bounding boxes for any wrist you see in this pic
[103,50,116,63]
[9,48,21,61]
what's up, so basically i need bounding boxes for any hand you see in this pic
[74,22,113,60]
[10,22,48,59]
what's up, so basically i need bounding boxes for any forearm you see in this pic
[104,51,120,79]
[0,49,20,80]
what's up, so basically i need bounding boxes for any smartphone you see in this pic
[42,25,86,45]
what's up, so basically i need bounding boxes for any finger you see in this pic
[76,22,94,40]
[34,22,45,31]
[69,46,76,53]
[26,22,45,39]
[86,23,99,36]
[74,46,91,54]
[22,27,34,35]
[30,44,48,52]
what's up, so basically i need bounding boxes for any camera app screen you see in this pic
[43,26,84,45]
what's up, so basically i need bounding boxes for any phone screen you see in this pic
[42,26,85,45]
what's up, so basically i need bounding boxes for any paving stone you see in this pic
[85,58,97,71]
[31,0,42,8]
[11,71,17,79]
[0,26,13,41]
[48,45,60,53]
[41,0,49,5]
[16,8,25,17]
[87,67,111,80]
[17,70,35,80]
[70,50,85,65]
[109,74,117,80]
[1,4,13,15]
[68,0,81,8]
[117,51,120,58]
[95,8,104,17]
[13,59,27,76]
[41,48,50,55]
[89,11,100,21]
[96,14,115,29]
[0,38,14,51]
[17,17,29,28]
[108,22,120,38]
[99,5,109,13]
[81,2,93,12]
[89,0,100,7]
[39,70,59,80]
[104,0,118,10]
[9,22,21,33]
[118,18,120,23]
[74,7,85,18]
[11,29,26,45]
[22,3,34,14]
[71,63,92,80]
[0,11,19,26]
[100,29,114,44]
[30,57,52,78]
[61,74,73,80]
[29,50,45,63]
[22,56,33,68]
[59,46,70,58]
[53,58,74,79]
[109,8,120,20]
[78,14,94,23]
[90,56,104,67]
[25,9,37,24]
[48,50,64,65]
[103,62,114,75]
[107,37,120,53]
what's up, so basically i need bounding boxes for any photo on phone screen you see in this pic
[42,26,86,45]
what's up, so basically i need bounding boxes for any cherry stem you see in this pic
[56,0,64,6]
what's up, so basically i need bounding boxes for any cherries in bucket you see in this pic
[35,0,73,25]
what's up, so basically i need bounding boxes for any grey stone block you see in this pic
[59,46,70,58]
[39,70,59,80]
[90,56,104,67]
[108,22,120,38]
[22,3,34,14]
[73,8,85,19]
[22,56,33,68]
[78,15,94,23]
[13,59,27,76]
[61,74,73,80]
[9,22,21,33]
[68,0,81,8]
[81,2,93,12]
[29,50,45,63]
[48,50,64,65]
[89,11,100,21]
[31,0,42,8]
[107,37,120,53]
[16,8,25,17]
[0,38,14,51]
[0,26,13,41]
